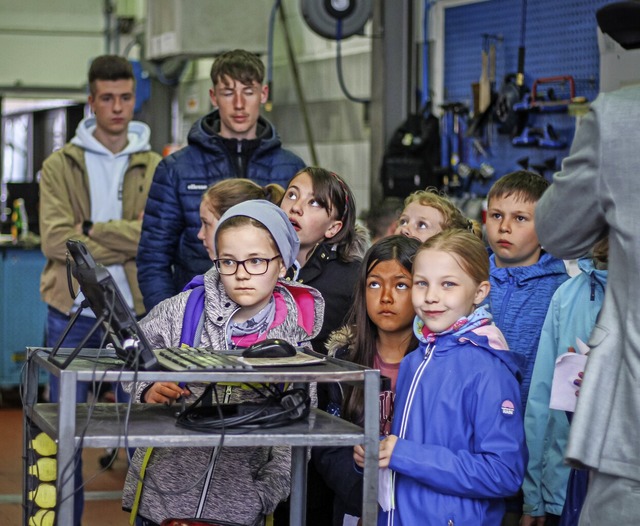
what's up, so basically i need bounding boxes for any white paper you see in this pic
[378,467,394,512]
[574,337,590,355]
[549,343,588,412]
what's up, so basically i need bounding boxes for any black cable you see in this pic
[65,251,78,300]
[266,0,282,108]
[55,288,133,510]
[175,386,310,432]
[335,19,370,104]
[126,384,226,502]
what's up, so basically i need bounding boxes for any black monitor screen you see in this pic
[65,239,159,371]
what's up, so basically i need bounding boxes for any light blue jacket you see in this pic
[486,252,569,409]
[522,258,607,516]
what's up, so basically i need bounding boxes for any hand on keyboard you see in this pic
[143,382,191,404]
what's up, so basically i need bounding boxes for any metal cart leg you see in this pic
[289,445,308,525]
[361,369,380,526]
[23,349,42,525]
[56,368,78,525]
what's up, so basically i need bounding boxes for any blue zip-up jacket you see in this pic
[381,307,527,526]
[137,109,305,311]
[523,258,607,517]
[486,252,569,409]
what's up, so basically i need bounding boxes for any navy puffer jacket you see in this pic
[137,110,305,311]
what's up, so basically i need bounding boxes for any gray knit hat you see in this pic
[214,200,300,268]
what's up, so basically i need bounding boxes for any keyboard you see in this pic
[153,346,253,372]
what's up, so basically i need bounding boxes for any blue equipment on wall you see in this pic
[130,60,151,113]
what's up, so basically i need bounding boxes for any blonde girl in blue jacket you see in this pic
[355,229,527,526]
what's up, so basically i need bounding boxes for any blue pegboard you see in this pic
[441,0,611,196]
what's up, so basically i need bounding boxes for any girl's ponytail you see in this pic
[263,183,285,205]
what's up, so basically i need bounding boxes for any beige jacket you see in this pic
[39,142,161,316]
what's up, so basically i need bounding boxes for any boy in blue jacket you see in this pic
[484,171,569,408]
[484,170,569,525]
[137,49,305,311]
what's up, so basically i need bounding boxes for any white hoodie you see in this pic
[71,116,151,313]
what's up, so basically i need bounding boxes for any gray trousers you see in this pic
[579,471,640,526]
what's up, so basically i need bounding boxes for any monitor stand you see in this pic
[47,300,107,369]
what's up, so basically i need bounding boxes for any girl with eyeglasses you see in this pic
[122,200,324,526]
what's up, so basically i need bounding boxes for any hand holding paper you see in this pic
[549,337,589,412]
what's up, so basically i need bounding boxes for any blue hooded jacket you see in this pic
[486,252,569,409]
[137,110,305,311]
[523,258,607,517]
[381,307,527,526]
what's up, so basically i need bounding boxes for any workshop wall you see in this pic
[441,0,611,198]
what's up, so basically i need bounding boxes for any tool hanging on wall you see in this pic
[514,75,577,113]
[517,156,558,177]
[478,34,497,114]
[467,34,501,142]
[440,102,472,195]
[494,0,529,135]
[479,44,491,114]
[512,124,566,149]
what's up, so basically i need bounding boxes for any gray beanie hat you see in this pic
[214,200,300,268]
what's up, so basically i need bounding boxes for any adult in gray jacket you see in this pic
[535,5,640,524]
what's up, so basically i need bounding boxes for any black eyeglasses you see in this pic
[214,255,281,276]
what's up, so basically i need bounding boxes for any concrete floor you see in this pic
[1,390,132,525]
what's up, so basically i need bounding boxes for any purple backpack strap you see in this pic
[180,274,206,347]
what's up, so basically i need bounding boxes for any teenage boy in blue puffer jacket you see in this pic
[137,49,305,312]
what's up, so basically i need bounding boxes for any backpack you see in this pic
[180,275,207,346]
[381,103,441,197]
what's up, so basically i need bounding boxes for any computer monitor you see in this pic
[48,239,159,371]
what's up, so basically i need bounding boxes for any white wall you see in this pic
[269,0,373,211]
[174,0,373,211]
[0,0,105,92]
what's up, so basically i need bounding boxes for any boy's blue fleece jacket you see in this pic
[486,252,569,409]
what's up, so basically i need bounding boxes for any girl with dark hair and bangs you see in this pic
[312,235,421,526]
[279,167,368,526]
[280,166,370,354]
